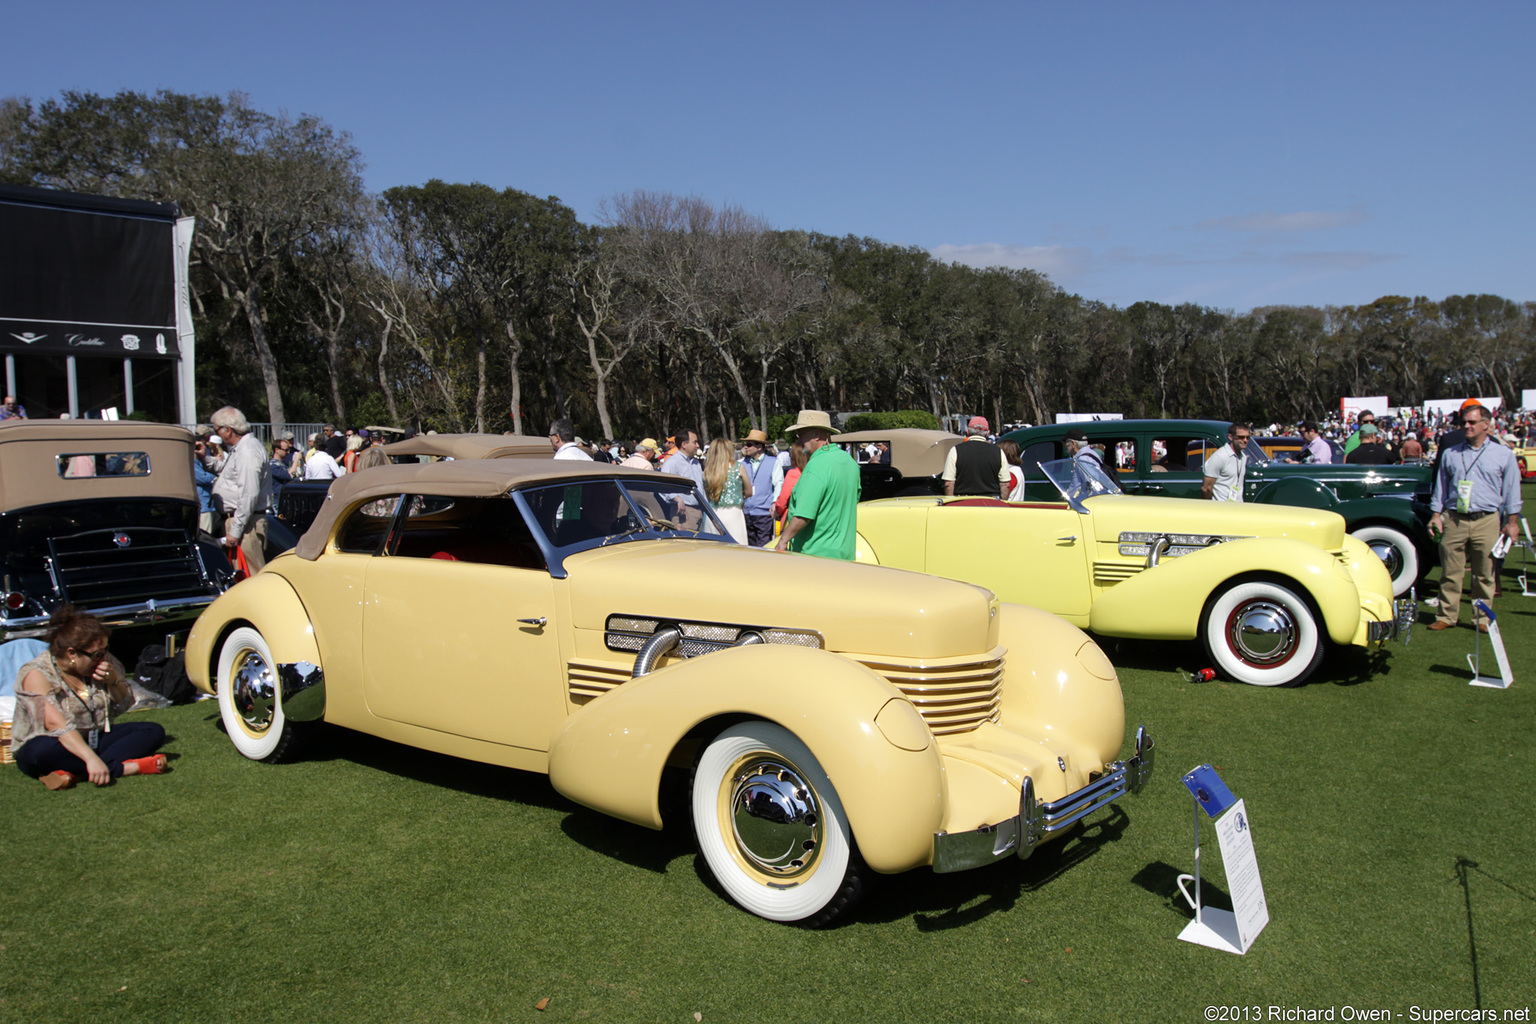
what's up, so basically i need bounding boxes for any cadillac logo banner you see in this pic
[1,185,182,358]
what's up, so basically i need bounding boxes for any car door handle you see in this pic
[1057,535,1077,542]
[517,617,547,627]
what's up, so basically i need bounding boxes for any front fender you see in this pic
[548,644,945,874]
[995,603,1125,770]
[1088,537,1363,646]
[185,572,321,696]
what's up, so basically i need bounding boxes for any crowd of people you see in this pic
[7,398,1531,791]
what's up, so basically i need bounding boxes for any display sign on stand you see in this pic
[1176,764,1269,955]
[1467,600,1514,689]
[1514,518,1535,598]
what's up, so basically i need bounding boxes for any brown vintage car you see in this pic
[0,419,235,639]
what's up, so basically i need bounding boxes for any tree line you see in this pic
[3,90,1531,440]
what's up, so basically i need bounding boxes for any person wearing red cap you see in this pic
[942,416,1009,499]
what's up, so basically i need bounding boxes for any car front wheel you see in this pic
[216,625,299,762]
[1350,525,1419,598]
[691,721,864,926]
[1201,580,1324,687]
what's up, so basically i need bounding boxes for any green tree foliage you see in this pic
[3,89,1530,436]
[841,410,941,432]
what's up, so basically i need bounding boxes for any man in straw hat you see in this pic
[620,438,659,470]
[774,410,860,559]
[739,428,778,547]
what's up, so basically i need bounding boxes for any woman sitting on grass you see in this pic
[11,606,168,790]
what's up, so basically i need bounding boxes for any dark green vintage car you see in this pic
[1000,419,1434,597]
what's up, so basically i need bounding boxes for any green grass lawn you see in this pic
[4,558,1534,1023]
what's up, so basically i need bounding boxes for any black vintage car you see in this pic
[0,420,235,640]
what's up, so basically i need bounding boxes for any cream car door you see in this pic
[924,502,1094,621]
[362,495,565,753]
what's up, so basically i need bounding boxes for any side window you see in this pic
[1020,441,1059,476]
[1095,438,1135,474]
[336,496,402,554]
[1150,437,1200,473]
[392,495,546,570]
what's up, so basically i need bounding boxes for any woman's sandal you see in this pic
[124,754,169,775]
[41,771,79,790]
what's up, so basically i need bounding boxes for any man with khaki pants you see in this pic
[1427,403,1522,631]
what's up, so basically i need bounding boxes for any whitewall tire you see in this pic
[1351,525,1419,598]
[216,626,298,762]
[1201,580,1324,687]
[691,721,864,926]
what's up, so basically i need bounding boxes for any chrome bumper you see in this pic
[1369,589,1416,646]
[0,594,216,641]
[932,725,1155,873]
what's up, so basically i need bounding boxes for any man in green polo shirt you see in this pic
[774,409,861,559]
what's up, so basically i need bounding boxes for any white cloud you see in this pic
[1195,209,1370,232]
[930,243,1091,281]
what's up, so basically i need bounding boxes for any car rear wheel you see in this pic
[1201,580,1323,687]
[216,626,299,762]
[691,721,864,926]
[1351,525,1419,598]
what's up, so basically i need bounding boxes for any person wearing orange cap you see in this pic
[942,416,1009,499]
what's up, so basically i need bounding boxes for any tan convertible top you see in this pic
[0,419,197,509]
[382,433,553,461]
[830,428,964,477]
[294,458,664,560]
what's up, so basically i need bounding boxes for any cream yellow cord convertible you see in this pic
[186,459,1153,926]
[854,459,1415,687]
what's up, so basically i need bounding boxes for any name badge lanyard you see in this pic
[1455,443,1493,514]
[51,654,111,749]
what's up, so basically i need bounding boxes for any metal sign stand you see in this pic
[1514,518,1535,598]
[1175,766,1266,954]
[1468,600,1514,689]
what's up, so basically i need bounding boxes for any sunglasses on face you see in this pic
[72,646,108,662]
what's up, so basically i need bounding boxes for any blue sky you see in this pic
[5,1,1532,312]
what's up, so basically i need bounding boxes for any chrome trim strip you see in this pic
[277,661,326,722]
[1,593,216,640]
[932,726,1154,874]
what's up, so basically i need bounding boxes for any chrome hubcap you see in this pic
[1367,539,1403,578]
[1227,599,1298,665]
[728,757,823,879]
[232,649,276,735]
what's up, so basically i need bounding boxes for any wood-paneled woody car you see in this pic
[853,459,1413,687]
[0,419,234,640]
[185,459,1153,926]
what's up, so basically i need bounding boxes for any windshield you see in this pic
[1039,458,1118,513]
[1239,436,1271,465]
[517,476,734,557]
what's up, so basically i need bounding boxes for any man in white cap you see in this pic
[774,410,860,559]
[942,415,1008,498]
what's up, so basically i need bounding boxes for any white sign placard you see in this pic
[1468,601,1514,688]
[1341,395,1390,418]
[1423,396,1503,417]
[1522,389,1534,412]
[1214,799,1269,953]
[1055,412,1123,423]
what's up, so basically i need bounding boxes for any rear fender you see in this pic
[184,572,321,696]
[548,643,945,874]
[1089,537,1362,646]
[1252,476,1339,509]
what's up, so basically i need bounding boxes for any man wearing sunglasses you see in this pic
[1201,422,1252,502]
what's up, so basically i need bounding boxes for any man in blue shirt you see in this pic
[738,429,778,547]
[1426,403,1522,631]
